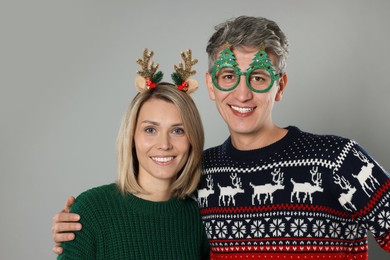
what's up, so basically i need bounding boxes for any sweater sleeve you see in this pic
[57,190,99,259]
[200,223,210,259]
[333,142,390,252]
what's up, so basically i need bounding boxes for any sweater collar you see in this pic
[223,126,300,161]
[126,193,187,216]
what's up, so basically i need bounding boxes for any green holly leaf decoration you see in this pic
[151,71,163,84]
[171,72,183,86]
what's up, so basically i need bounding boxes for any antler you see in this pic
[352,148,368,163]
[173,49,198,81]
[334,174,351,190]
[206,175,213,188]
[171,49,199,94]
[135,48,164,91]
[271,168,283,183]
[136,48,159,79]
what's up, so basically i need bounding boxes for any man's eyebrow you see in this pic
[251,70,271,77]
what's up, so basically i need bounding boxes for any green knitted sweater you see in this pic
[58,183,210,259]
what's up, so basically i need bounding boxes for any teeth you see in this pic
[230,105,254,113]
[152,157,174,163]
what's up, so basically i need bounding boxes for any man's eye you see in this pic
[223,74,234,80]
[218,73,236,83]
[252,75,265,82]
[217,69,236,81]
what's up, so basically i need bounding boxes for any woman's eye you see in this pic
[145,127,156,134]
[172,128,185,135]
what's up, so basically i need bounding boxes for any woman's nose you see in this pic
[157,133,172,150]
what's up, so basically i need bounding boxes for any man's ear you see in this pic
[205,72,216,100]
[275,73,288,101]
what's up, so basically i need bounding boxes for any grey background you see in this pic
[1,0,389,259]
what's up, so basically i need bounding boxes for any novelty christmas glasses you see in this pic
[211,43,280,93]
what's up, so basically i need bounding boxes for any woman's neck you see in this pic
[135,190,172,202]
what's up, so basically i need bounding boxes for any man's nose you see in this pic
[232,74,253,101]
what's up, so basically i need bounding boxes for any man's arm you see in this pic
[51,196,82,254]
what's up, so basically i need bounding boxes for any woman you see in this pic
[56,49,209,259]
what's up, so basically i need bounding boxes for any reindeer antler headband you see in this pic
[135,48,198,94]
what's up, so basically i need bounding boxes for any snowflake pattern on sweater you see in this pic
[197,126,390,259]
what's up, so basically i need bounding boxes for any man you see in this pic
[52,16,390,258]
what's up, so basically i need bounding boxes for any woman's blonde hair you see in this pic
[116,83,204,198]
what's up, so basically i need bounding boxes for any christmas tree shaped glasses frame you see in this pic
[211,43,280,93]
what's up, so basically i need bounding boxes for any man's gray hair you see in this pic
[206,16,289,74]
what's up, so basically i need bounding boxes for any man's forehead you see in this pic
[232,46,276,67]
[233,45,260,53]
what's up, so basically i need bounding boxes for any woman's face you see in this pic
[134,98,190,189]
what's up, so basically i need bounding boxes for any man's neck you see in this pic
[230,125,288,151]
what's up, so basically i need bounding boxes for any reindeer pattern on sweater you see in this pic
[197,126,390,259]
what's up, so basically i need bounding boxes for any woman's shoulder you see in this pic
[77,183,118,198]
[72,183,120,210]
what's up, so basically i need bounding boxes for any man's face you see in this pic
[206,45,287,144]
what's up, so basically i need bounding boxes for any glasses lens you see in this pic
[248,69,272,91]
[215,68,239,90]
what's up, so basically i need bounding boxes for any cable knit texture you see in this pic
[58,183,210,259]
[197,126,390,259]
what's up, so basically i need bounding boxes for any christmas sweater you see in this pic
[197,126,390,259]
[58,183,210,260]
